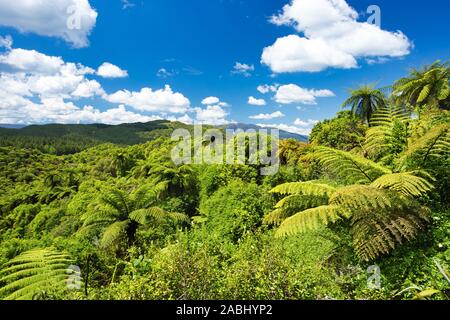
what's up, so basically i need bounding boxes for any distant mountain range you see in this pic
[0,121,308,142]
[225,123,308,142]
[0,124,27,129]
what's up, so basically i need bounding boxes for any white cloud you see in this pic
[97,62,128,78]
[257,84,279,94]
[294,118,319,127]
[275,84,334,105]
[0,0,97,48]
[0,48,65,74]
[0,47,101,103]
[194,105,229,125]
[248,96,266,106]
[105,85,190,113]
[232,62,255,77]
[250,111,284,120]
[257,123,311,136]
[262,0,411,73]
[202,96,220,105]
[0,42,195,125]
[72,79,105,98]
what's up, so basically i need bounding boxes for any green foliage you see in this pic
[342,85,388,123]
[199,181,273,241]
[0,60,449,300]
[310,111,367,151]
[393,60,450,111]
[0,248,73,300]
[313,146,391,184]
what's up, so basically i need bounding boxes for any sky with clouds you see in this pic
[0,0,449,135]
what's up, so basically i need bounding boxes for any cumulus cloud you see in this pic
[294,118,319,127]
[250,111,284,120]
[0,42,193,125]
[72,79,105,98]
[201,96,220,105]
[0,0,97,48]
[262,0,411,73]
[232,62,255,77]
[194,105,229,125]
[105,85,190,113]
[257,84,279,94]
[97,62,128,78]
[201,96,229,107]
[275,84,334,105]
[248,96,267,106]
[257,123,312,136]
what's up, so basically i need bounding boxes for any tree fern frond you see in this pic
[100,221,129,247]
[265,194,329,225]
[270,181,336,197]
[264,208,293,226]
[352,205,431,261]
[275,205,347,237]
[402,123,450,165]
[371,173,434,197]
[313,146,391,184]
[0,248,73,300]
[329,185,403,211]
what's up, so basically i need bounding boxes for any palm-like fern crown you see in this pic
[393,60,450,109]
[80,184,189,248]
[342,85,387,123]
[0,248,74,300]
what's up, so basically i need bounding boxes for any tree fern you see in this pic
[313,146,391,184]
[275,205,346,236]
[0,248,74,300]
[264,194,329,226]
[269,181,336,197]
[370,173,434,197]
[351,204,430,261]
[81,184,189,249]
[364,105,410,161]
[269,172,432,261]
[402,123,450,166]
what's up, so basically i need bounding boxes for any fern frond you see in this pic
[352,205,431,261]
[330,185,396,210]
[0,248,73,300]
[402,123,450,166]
[371,173,434,197]
[270,181,336,197]
[265,194,329,225]
[275,205,348,237]
[313,146,391,184]
[100,221,129,247]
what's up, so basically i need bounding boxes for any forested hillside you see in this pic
[0,62,449,300]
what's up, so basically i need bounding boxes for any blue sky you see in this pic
[0,0,449,135]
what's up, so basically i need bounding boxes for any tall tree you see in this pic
[342,85,387,124]
[81,184,188,248]
[393,60,450,111]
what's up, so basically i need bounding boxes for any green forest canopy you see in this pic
[0,61,449,300]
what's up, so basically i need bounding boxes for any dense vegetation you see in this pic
[0,61,449,300]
